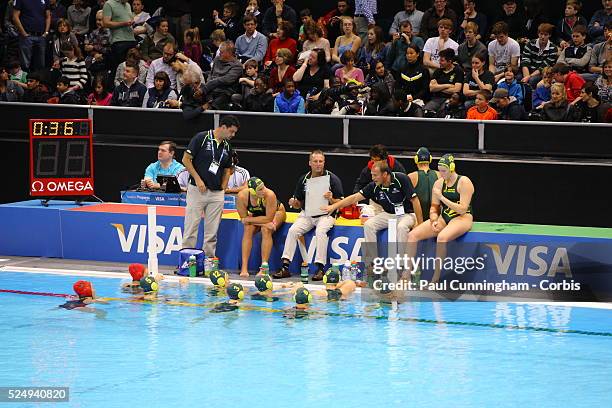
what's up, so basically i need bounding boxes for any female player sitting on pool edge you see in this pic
[237,177,287,277]
[406,154,474,283]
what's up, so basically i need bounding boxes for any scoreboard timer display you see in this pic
[29,119,95,197]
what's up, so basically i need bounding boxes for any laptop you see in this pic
[157,175,182,193]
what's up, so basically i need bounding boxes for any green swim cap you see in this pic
[294,287,312,305]
[255,274,273,292]
[438,153,456,172]
[247,177,264,195]
[227,283,244,300]
[210,270,228,287]
[140,276,159,294]
[323,269,340,284]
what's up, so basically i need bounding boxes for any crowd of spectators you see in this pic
[1,0,611,123]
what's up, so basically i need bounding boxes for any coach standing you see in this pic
[182,115,240,258]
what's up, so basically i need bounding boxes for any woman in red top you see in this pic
[466,90,498,120]
[268,48,297,94]
[264,21,297,67]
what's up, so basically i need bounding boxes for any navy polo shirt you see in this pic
[360,172,416,214]
[294,170,344,214]
[14,0,50,33]
[186,130,233,191]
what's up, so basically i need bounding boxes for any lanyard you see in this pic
[209,132,225,163]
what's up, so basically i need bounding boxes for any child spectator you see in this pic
[7,60,27,88]
[244,77,274,112]
[385,20,423,72]
[457,22,487,72]
[131,0,151,41]
[67,0,91,38]
[496,66,523,105]
[111,63,147,107]
[114,48,148,87]
[183,28,203,68]
[334,50,364,85]
[557,25,591,74]
[233,59,259,108]
[213,2,241,42]
[264,21,298,68]
[557,1,587,47]
[274,78,305,113]
[595,59,612,104]
[54,76,82,104]
[533,67,553,109]
[269,48,297,93]
[53,18,82,62]
[488,22,521,82]
[87,76,112,105]
[142,71,178,108]
[298,9,315,42]
[140,19,176,63]
[436,92,466,119]
[521,23,559,88]
[466,90,497,120]
[59,43,88,91]
[366,60,395,96]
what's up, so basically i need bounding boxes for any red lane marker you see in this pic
[0,289,70,298]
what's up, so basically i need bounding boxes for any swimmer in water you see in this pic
[121,263,146,292]
[60,280,107,317]
[314,268,357,301]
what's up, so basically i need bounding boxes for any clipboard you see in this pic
[305,175,330,217]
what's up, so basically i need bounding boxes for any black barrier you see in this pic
[1,103,88,139]
[348,116,480,152]
[484,122,612,157]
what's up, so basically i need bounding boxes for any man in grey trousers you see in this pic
[182,115,240,257]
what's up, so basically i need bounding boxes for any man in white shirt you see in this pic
[423,18,459,74]
[389,0,423,37]
[488,21,521,82]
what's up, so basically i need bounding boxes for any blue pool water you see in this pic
[1,270,612,408]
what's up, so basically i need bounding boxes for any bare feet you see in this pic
[239,271,249,277]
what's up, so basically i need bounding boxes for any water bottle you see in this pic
[259,262,269,275]
[188,255,197,277]
[300,262,309,283]
[212,257,219,272]
[204,257,212,278]
[350,260,358,281]
[341,261,351,281]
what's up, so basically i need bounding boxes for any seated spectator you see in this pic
[115,48,148,87]
[264,21,298,67]
[0,66,23,102]
[457,22,487,72]
[170,53,204,94]
[201,40,243,110]
[261,0,298,38]
[496,66,523,105]
[588,0,612,44]
[393,44,430,105]
[67,0,91,37]
[142,71,178,108]
[551,62,586,103]
[386,20,424,72]
[141,141,185,190]
[234,59,259,107]
[59,43,88,92]
[389,0,424,38]
[574,81,611,122]
[85,10,111,70]
[435,92,466,118]
[140,19,176,63]
[244,0,263,28]
[298,8,315,42]
[111,62,147,107]
[353,144,406,193]
[423,19,459,74]
[491,88,527,120]
[244,77,275,112]
[293,48,331,98]
[202,29,226,73]
[146,42,178,91]
[557,25,592,74]
[557,1,588,47]
[183,28,203,67]
[521,23,559,89]
[588,22,612,78]
[532,67,553,109]
[463,52,495,108]
[458,0,487,43]
[424,48,463,113]
[269,48,297,93]
[7,60,27,88]
[394,89,425,117]
[331,17,361,65]
[540,82,580,121]
[358,26,389,72]
[213,2,241,42]
[301,21,332,64]
[54,76,81,104]
[364,81,397,116]
[366,60,395,96]
[466,90,497,120]
[88,76,112,105]
[22,72,51,103]
[494,0,527,42]
[595,58,612,104]
[170,69,206,118]
[488,22,521,82]
[419,0,458,41]
[53,18,81,62]
[335,50,364,85]
[235,14,268,64]
[274,78,305,113]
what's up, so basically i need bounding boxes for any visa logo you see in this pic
[111,223,182,254]
[486,244,572,277]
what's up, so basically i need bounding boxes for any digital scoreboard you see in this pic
[29,119,94,196]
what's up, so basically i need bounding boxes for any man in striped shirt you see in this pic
[520,23,559,89]
[59,42,88,91]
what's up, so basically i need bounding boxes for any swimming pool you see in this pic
[1,270,611,408]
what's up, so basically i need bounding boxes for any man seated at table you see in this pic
[141,140,186,190]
